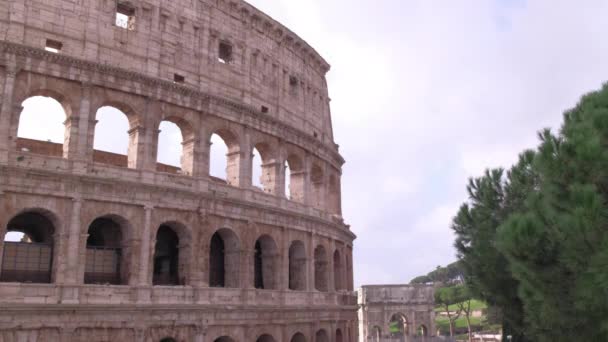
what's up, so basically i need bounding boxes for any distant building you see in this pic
[358,285,435,341]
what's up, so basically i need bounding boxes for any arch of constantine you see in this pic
[0,0,357,341]
[358,285,435,342]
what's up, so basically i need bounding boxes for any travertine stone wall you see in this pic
[358,285,435,341]
[0,0,356,341]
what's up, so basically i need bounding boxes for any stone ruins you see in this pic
[358,285,435,341]
[0,0,356,341]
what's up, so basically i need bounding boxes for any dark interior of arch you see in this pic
[153,225,180,285]
[290,332,306,342]
[333,250,342,290]
[315,329,329,342]
[390,314,408,336]
[85,217,124,285]
[209,232,225,287]
[288,241,306,291]
[254,240,264,289]
[2,212,55,283]
[256,334,276,342]
[160,338,176,342]
[336,329,343,342]
[213,337,235,342]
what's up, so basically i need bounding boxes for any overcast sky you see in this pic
[16,0,608,287]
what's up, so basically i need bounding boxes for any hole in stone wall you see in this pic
[261,106,269,113]
[210,134,229,181]
[45,39,62,53]
[218,41,233,64]
[153,226,180,286]
[116,2,136,30]
[173,73,185,83]
[93,106,131,168]
[17,96,67,158]
[252,147,263,189]
[157,121,184,170]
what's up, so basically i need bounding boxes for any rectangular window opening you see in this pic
[116,3,136,30]
[45,39,62,53]
[218,41,233,64]
[174,73,185,84]
[261,106,269,114]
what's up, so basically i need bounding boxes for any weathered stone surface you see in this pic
[0,0,356,341]
[358,285,435,341]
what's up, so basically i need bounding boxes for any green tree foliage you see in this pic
[452,83,608,341]
[410,261,464,285]
[435,286,463,337]
[497,85,608,341]
[452,152,535,342]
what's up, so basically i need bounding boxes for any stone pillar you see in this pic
[127,125,146,169]
[307,232,314,291]
[303,153,313,206]
[68,82,92,172]
[261,160,284,195]
[139,205,153,285]
[182,136,204,177]
[0,67,17,163]
[329,240,336,292]
[65,198,83,284]
[232,129,252,187]
[243,248,255,289]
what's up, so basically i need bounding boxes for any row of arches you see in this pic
[369,314,429,340]
[160,328,345,342]
[1,210,353,291]
[13,94,341,213]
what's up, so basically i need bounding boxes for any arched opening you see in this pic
[209,228,240,288]
[160,338,176,342]
[284,161,292,198]
[315,329,329,342]
[371,326,381,342]
[290,332,306,342]
[314,245,328,292]
[252,143,277,193]
[336,329,343,342]
[285,154,304,202]
[93,106,132,168]
[1,211,55,283]
[254,235,278,290]
[418,325,428,337]
[16,96,68,158]
[389,313,409,337]
[252,146,263,189]
[288,240,306,291]
[209,130,239,185]
[256,334,276,342]
[85,216,129,285]
[157,118,195,175]
[153,225,180,285]
[333,249,343,291]
[213,337,235,342]
[311,164,325,209]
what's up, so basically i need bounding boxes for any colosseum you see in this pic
[0,0,357,341]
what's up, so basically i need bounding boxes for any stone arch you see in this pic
[1,209,60,283]
[251,141,277,193]
[84,214,133,285]
[209,228,240,288]
[92,103,138,169]
[371,326,381,341]
[213,336,235,342]
[389,313,410,336]
[314,244,328,292]
[315,329,329,342]
[156,115,197,175]
[335,329,343,342]
[209,127,241,185]
[153,222,191,286]
[418,325,428,337]
[15,93,70,158]
[288,240,306,291]
[285,152,305,202]
[253,234,278,290]
[290,332,307,342]
[256,334,276,342]
[333,249,344,291]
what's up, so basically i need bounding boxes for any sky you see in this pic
[14,0,608,287]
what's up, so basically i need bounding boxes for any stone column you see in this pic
[69,82,92,172]
[242,248,255,289]
[139,205,153,285]
[306,232,314,291]
[65,198,83,284]
[234,129,252,187]
[0,67,17,163]
[329,240,336,292]
[303,153,313,206]
[127,125,146,169]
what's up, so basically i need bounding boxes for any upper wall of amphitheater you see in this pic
[0,0,335,145]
